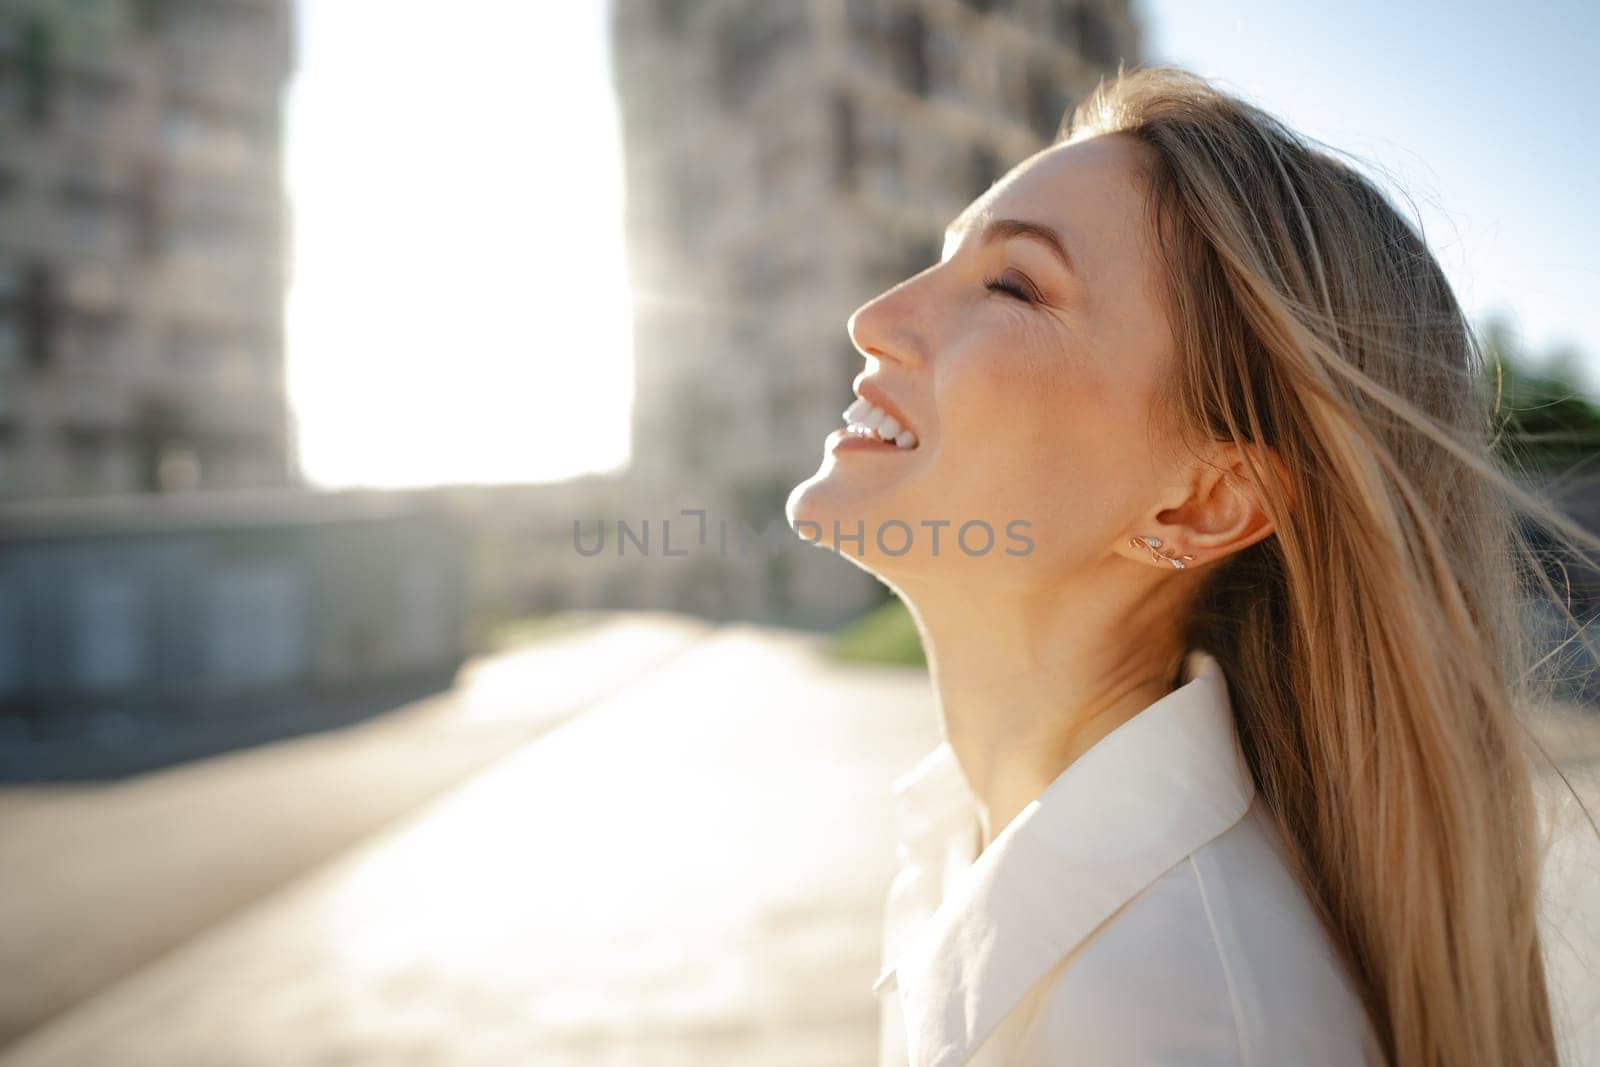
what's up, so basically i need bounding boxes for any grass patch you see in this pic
[826,598,927,667]
[479,610,606,652]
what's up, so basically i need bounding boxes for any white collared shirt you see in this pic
[874,648,1386,1066]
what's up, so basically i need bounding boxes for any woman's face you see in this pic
[787,132,1183,585]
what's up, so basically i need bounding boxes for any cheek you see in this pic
[946,335,1121,459]
[937,338,1150,531]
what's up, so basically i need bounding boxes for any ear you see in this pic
[1122,443,1290,570]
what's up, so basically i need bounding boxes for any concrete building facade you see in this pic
[0,487,473,779]
[610,0,1142,625]
[0,0,295,500]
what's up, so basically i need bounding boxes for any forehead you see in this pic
[945,133,1150,271]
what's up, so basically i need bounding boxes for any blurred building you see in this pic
[0,487,472,778]
[610,0,1142,626]
[0,0,295,500]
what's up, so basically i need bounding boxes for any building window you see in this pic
[654,0,692,33]
[133,0,172,33]
[901,235,940,282]
[157,0,279,51]
[862,228,935,288]
[859,106,904,201]
[61,314,126,373]
[163,216,238,259]
[845,0,877,34]
[1070,3,1119,67]
[162,108,200,144]
[927,22,967,104]
[0,314,16,369]
[203,561,306,686]
[1024,65,1073,143]
[1049,0,1073,44]
[156,442,201,492]
[19,16,56,127]
[831,93,857,189]
[61,185,123,250]
[734,245,775,301]
[886,10,929,96]
[0,572,17,693]
[756,135,800,208]
[61,72,121,139]
[71,574,147,691]
[64,426,111,491]
[162,102,262,171]
[20,262,58,369]
[667,172,714,255]
[968,145,1001,197]
[713,12,803,113]
[169,321,254,385]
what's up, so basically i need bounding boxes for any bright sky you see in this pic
[1136,0,1600,389]
[284,0,632,489]
[286,1,1600,489]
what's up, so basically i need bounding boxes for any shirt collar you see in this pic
[887,735,981,869]
[878,648,1256,1067]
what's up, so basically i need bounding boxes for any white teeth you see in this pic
[841,395,918,449]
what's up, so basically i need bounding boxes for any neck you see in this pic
[895,558,1192,853]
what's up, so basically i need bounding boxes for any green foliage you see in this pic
[825,596,927,667]
[0,0,124,44]
[1480,314,1600,475]
[19,14,53,125]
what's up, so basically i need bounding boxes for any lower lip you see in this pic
[827,427,915,453]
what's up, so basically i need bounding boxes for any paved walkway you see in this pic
[0,619,939,1066]
[0,614,1596,1064]
[0,613,719,1052]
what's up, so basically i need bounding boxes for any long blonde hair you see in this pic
[1064,65,1592,1065]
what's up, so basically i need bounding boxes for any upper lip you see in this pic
[853,377,917,436]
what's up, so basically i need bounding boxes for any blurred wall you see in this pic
[0,0,296,500]
[0,487,471,774]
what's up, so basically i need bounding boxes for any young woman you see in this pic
[788,65,1581,1065]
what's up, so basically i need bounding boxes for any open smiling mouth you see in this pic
[841,397,919,450]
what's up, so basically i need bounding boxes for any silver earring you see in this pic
[1129,534,1197,569]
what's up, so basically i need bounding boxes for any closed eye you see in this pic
[982,272,1034,303]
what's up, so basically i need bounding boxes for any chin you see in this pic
[785,469,850,541]
[785,470,908,577]
[785,471,861,550]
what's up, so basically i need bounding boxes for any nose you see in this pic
[845,281,920,368]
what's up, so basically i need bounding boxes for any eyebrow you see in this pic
[944,214,1079,279]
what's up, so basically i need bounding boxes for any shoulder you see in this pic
[1004,799,1384,1066]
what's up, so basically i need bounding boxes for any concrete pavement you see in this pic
[0,613,718,1052]
[0,619,940,1066]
